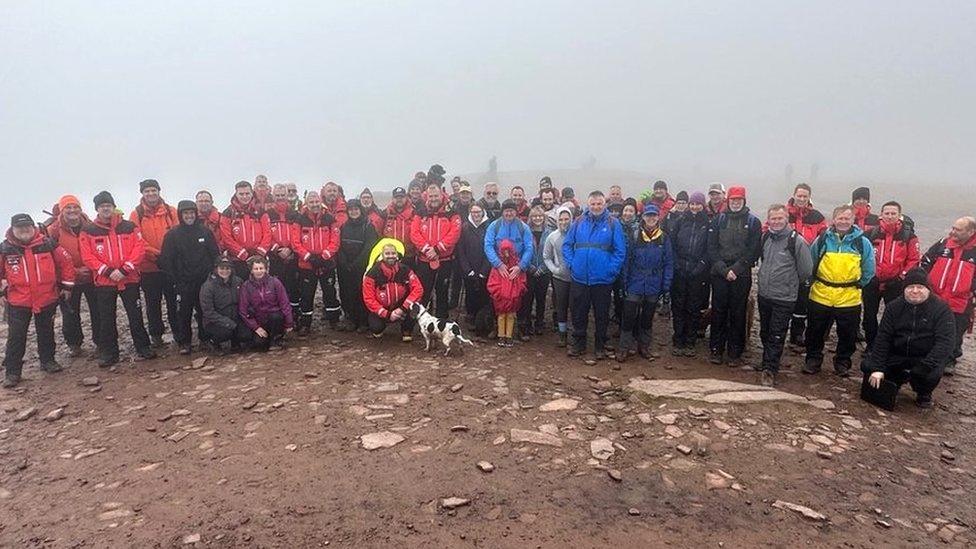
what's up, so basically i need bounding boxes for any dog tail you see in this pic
[451,324,475,346]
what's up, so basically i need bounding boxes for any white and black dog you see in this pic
[411,302,475,356]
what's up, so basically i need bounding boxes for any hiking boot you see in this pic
[269,342,284,352]
[727,356,742,368]
[944,362,956,376]
[594,350,608,361]
[136,349,158,360]
[556,332,568,348]
[567,347,583,358]
[67,344,84,358]
[760,371,776,387]
[534,325,544,336]
[2,374,20,389]
[519,333,531,342]
[40,360,63,373]
[179,345,192,356]
[834,367,851,378]
[683,347,697,358]
[615,350,628,364]
[671,346,683,357]
[708,351,724,365]
[98,355,119,368]
[151,335,166,348]
[801,360,821,375]
[916,393,934,409]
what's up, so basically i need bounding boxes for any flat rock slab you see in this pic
[361,431,405,450]
[510,429,563,447]
[539,398,579,412]
[627,378,831,407]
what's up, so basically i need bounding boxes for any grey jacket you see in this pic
[543,229,571,282]
[199,273,244,330]
[758,229,813,303]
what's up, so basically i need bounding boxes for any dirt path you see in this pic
[1,325,974,548]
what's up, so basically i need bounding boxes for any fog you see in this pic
[2,1,974,222]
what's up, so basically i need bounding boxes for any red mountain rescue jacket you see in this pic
[0,230,76,312]
[79,214,147,288]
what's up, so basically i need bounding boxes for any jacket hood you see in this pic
[467,213,488,228]
[5,227,44,248]
[498,239,519,267]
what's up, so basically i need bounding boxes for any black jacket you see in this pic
[670,210,711,278]
[159,220,220,286]
[457,219,492,277]
[862,295,956,380]
[707,207,762,277]
[477,198,502,221]
[337,216,378,273]
[199,273,243,330]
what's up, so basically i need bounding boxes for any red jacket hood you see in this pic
[93,213,124,230]
[4,228,45,248]
[947,233,976,251]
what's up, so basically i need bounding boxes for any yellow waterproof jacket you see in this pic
[809,227,876,308]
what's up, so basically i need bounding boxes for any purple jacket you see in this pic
[238,275,294,331]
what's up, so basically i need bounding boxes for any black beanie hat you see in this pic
[653,180,668,191]
[501,199,518,212]
[140,179,160,192]
[903,267,930,289]
[10,213,35,227]
[346,198,363,213]
[93,191,116,208]
[540,176,552,188]
[852,187,870,203]
[177,200,197,214]
[676,190,689,202]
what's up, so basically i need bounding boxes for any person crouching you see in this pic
[200,257,252,354]
[362,239,424,340]
[238,255,293,351]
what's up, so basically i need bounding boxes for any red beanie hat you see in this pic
[727,186,746,200]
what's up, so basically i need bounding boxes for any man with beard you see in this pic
[160,201,220,355]
[130,179,178,347]
[410,183,461,318]
[383,187,416,260]
[510,186,531,222]
[291,191,341,334]
[195,190,222,249]
[450,181,475,220]
[362,239,424,340]
[477,182,502,220]
[641,180,676,220]
[706,186,762,366]
[531,176,555,207]
[538,188,559,229]
[266,184,301,319]
[320,181,348,227]
[220,181,272,279]
[705,183,727,220]
[286,182,303,211]
[359,187,386,234]
[253,174,272,211]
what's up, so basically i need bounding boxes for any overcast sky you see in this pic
[2,1,974,220]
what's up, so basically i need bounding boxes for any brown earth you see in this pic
[1,313,975,548]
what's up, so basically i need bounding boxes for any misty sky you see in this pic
[2,1,974,220]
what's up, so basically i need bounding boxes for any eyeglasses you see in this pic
[486,191,498,196]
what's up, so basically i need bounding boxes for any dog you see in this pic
[411,302,475,356]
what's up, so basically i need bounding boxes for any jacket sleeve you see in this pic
[919,240,943,272]
[662,237,675,294]
[158,231,177,278]
[795,238,814,282]
[125,228,147,274]
[707,219,728,276]
[199,282,235,330]
[238,285,259,331]
[903,236,921,274]
[484,220,502,268]
[256,213,272,256]
[323,223,341,260]
[409,215,429,253]
[859,235,876,287]
[54,245,76,288]
[862,303,895,374]
[219,214,246,260]
[361,273,387,318]
[404,269,424,309]
[562,221,577,269]
[457,230,472,274]
[79,231,108,277]
[518,222,534,271]
[436,214,462,258]
[730,217,762,276]
[291,221,312,262]
[607,220,627,280]
[919,305,956,377]
[275,278,293,328]
[543,233,558,274]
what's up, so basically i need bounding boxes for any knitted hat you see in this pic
[561,187,575,199]
[139,179,160,192]
[689,192,707,206]
[93,191,116,208]
[852,187,871,203]
[653,180,668,191]
[58,194,81,211]
[903,267,931,289]
[392,187,407,198]
[676,190,689,203]
[540,176,553,188]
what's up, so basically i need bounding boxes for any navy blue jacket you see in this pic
[623,226,674,297]
[670,210,711,278]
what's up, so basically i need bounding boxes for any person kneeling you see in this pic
[861,268,955,409]
[238,256,293,351]
[362,239,424,341]
[200,257,252,354]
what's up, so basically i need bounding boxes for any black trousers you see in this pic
[570,282,612,353]
[61,283,100,347]
[94,284,152,361]
[805,300,860,372]
[463,274,488,321]
[252,312,285,350]
[551,278,571,327]
[619,295,658,352]
[367,311,415,336]
[175,279,207,346]
[952,311,971,363]
[3,303,57,377]
[862,278,903,347]
[337,266,367,328]
[298,268,340,328]
[141,270,178,338]
[759,296,794,373]
[519,272,551,330]
[789,280,811,345]
[709,273,752,358]
[883,356,943,398]
[205,319,253,346]
[671,272,709,348]
[415,259,454,318]
[270,255,301,314]
[449,264,464,311]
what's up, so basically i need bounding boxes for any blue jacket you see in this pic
[624,227,674,297]
[562,209,627,286]
[484,218,534,271]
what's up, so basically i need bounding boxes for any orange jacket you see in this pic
[129,199,177,272]
[43,213,94,284]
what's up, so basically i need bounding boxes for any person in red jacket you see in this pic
[291,191,342,334]
[254,174,272,212]
[267,184,300,317]
[642,180,676,220]
[487,239,528,347]
[80,191,155,367]
[320,181,348,227]
[130,179,179,347]
[852,187,880,232]
[705,182,727,220]
[921,216,976,375]
[863,201,920,348]
[1,214,76,387]
[195,190,222,249]
[220,180,272,279]
[510,186,531,222]
[43,194,101,357]
[362,239,424,341]
[384,187,416,260]
[410,182,461,318]
[359,187,386,235]
[785,183,828,346]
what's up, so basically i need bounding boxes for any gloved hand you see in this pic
[309,255,327,269]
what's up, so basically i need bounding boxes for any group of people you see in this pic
[2,168,973,409]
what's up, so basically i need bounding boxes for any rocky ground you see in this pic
[1,315,975,548]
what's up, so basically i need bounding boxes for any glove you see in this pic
[309,255,327,269]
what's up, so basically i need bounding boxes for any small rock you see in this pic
[711,420,731,432]
[242,401,258,410]
[183,533,201,544]
[476,461,494,473]
[441,497,471,510]
[44,408,65,422]
[81,376,100,387]
[361,431,405,450]
[676,444,693,455]
[705,471,731,490]
[655,413,678,425]
[876,519,892,529]
[0,487,11,499]
[941,450,956,461]
[817,450,833,460]
[608,469,623,482]
[664,425,684,438]
[171,409,192,417]
[191,356,208,369]
[510,429,562,447]
[539,398,579,412]
[628,507,641,516]
[590,437,614,460]
[450,425,470,432]
[450,383,464,392]
[98,508,133,521]
[14,407,37,422]
[772,500,828,522]
[285,444,298,451]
